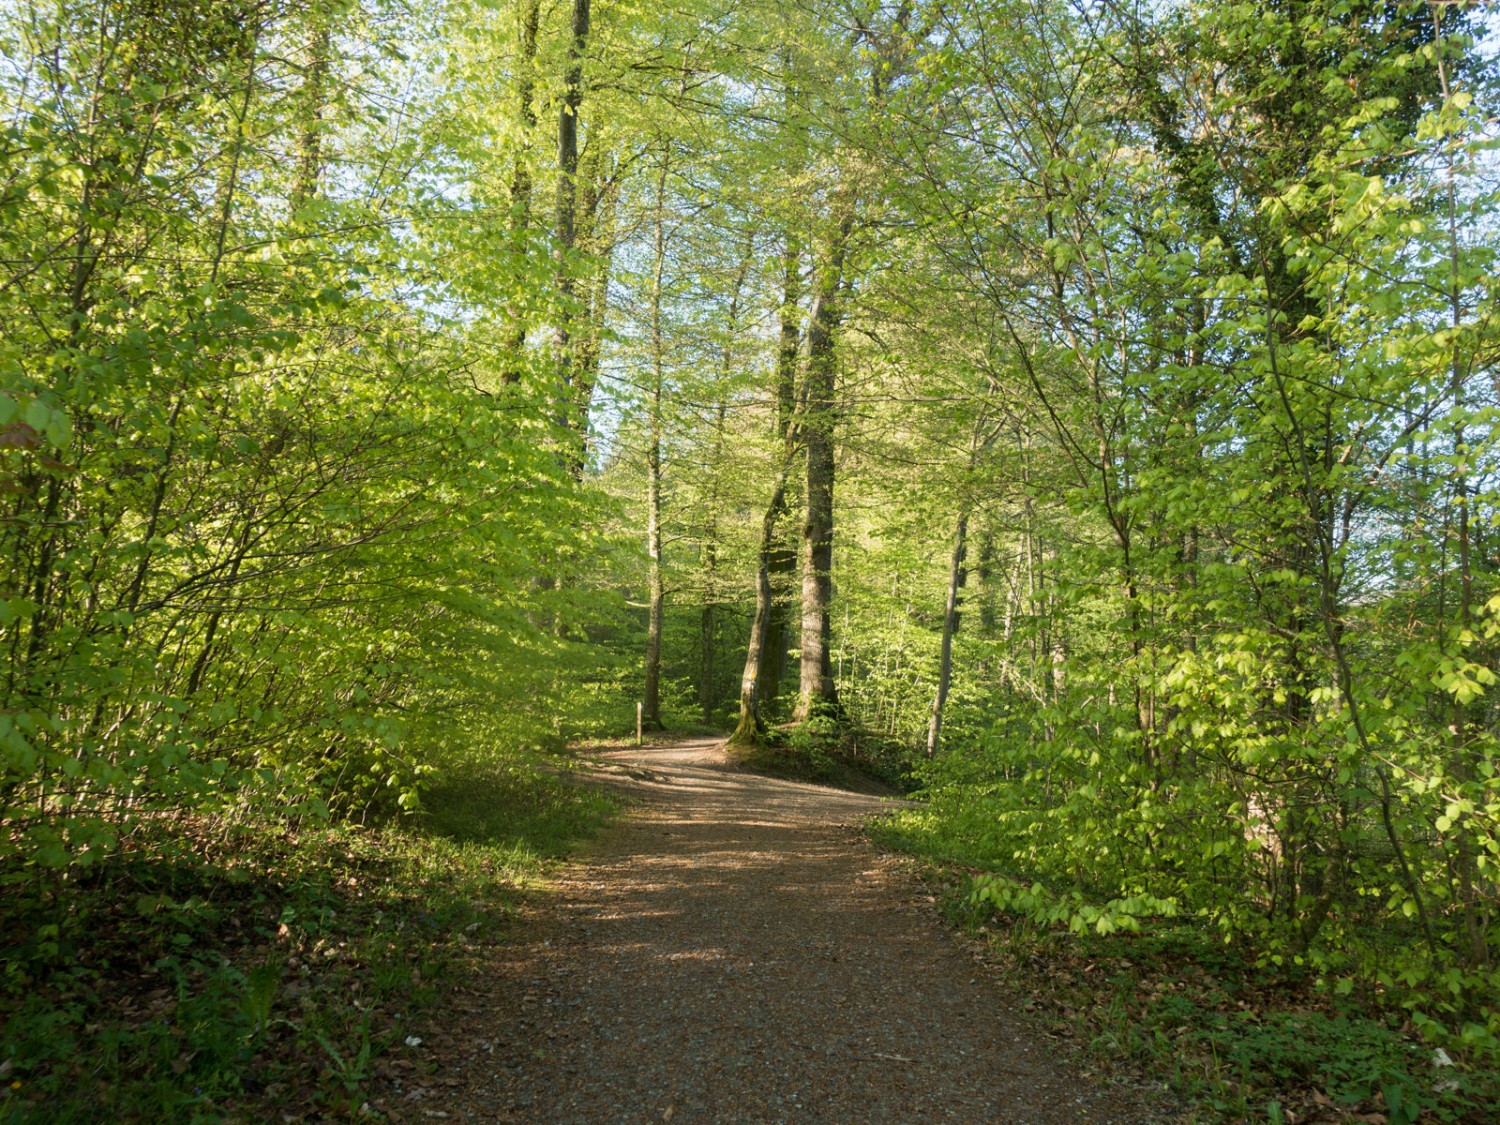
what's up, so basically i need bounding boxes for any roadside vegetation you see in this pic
[2,0,1497,1120]
[874,800,1500,1125]
[0,761,615,1122]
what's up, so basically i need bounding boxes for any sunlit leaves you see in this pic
[0,0,625,871]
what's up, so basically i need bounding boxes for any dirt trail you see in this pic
[381,739,1161,1123]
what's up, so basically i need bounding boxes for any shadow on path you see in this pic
[379,738,1164,1124]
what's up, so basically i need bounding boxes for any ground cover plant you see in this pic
[874,806,1500,1124]
[0,760,615,1122]
[1,0,1497,1119]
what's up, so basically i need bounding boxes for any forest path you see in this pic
[381,738,1160,1123]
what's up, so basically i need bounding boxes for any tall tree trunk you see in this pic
[552,0,591,437]
[1430,14,1487,969]
[644,431,664,728]
[926,510,969,757]
[774,232,803,434]
[975,519,996,633]
[699,423,723,724]
[572,148,615,465]
[927,393,998,754]
[642,155,669,731]
[290,14,330,213]
[699,235,752,725]
[501,0,541,384]
[760,233,803,711]
[730,460,796,745]
[699,491,720,724]
[509,0,540,220]
[792,206,853,724]
[730,230,805,743]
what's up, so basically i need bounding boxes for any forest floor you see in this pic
[367,737,1170,1123]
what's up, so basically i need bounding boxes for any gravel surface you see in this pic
[376,739,1165,1124]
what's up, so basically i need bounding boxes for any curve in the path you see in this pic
[385,739,1162,1124]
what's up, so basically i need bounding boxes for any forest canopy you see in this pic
[3,0,1500,1091]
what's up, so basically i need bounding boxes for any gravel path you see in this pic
[379,739,1162,1123]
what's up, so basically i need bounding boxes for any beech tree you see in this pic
[4,0,1499,1070]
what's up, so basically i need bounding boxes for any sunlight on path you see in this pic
[381,739,1164,1123]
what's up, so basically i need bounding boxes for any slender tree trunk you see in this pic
[699,441,723,726]
[700,234,752,725]
[572,150,615,465]
[1427,13,1487,970]
[501,0,541,384]
[642,155,668,731]
[927,510,969,757]
[699,494,720,724]
[290,16,330,212]
[644,430,664,728]
[552,0,591,431]
[509,0,540,221]
[1051,553,1067,703]
[731,228,805,742]
[976,519,996,633]
[926,396,997,754]
[775,232,803,434]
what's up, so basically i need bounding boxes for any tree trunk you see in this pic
[501,0,541,384]
[552,0,591,435]
[1434,23,1486,966]
[699,510,719,725]
[643,429,664,728]
[730,463,795,745]
[976,519,996,633]
[509,0,540,221]
[730,228,805,743]
[793,207,853,724]
[699,231,751,725]
[290,18,330,212]
[558,147,616,475]
[642,155,669,731]
[926,510,968,757]
[759,233,803,711]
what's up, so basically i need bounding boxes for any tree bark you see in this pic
[699,472,720,724]
[552,0,591,434]
[700,235,752,725]
[759,233,803,711]
[643,429,664,728]
[730,230,805,743]
[730,459,796,745]
[290,17,330,212]
[571,147,615,466]
[509,0,540,221]
[501,0,541,384]
[926,510,968,757]
[792,206,853,724]
[642,155,669,731]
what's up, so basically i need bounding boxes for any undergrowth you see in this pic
[871,808,1500,1125]
[728,708,914,794]
[0,758,616,1122]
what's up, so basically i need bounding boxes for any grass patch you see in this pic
[726,737,837,783]
[871,805,1499,1125]
[726,710,909,795]
[726,738,899,795]
[0,758,616,1123]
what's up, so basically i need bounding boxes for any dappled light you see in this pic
[2,0,1497,1119]
[373,739,1162,1122]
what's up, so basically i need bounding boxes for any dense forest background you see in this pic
[3,0,1500,1118]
